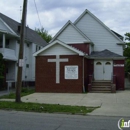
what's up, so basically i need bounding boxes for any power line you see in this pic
[33,0,42,28]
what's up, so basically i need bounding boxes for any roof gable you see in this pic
[74,9,124,43]
[50,20,91,43]
[0,18,16,35]
[33,40,85,56]
[0,13,47,46]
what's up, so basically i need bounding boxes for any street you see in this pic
[0,110,129,130]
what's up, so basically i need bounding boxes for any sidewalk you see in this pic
[1,90,130,117]
[0,79,130,117]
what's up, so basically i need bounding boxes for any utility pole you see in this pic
[15,0,28,103]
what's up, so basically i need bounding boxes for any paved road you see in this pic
[0,110,129,130]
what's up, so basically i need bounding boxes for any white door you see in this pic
[94,60,113,80]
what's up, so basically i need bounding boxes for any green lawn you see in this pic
[0,88,35,99]
[0,88,98,115]
[0,101,97,115]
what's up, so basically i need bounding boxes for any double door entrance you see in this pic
[94,60,113,80]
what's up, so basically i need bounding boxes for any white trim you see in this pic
[74,9,124,43]
[0,18,17,35]
[64,41,94,45]
[50,20,91,43]
[117,43,126,45]
[33,40,86,56]
[88,57,125,60]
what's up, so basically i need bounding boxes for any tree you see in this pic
[123,33,130,73]
[35,27,52,43]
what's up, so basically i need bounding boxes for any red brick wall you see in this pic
[35,55,84,93]
[69,43,89,54]
[113,60,125,90]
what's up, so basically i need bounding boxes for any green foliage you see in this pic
[123,42,130,58]
[125,59,130,72]
[125,33,130,41]
[35,27,52,43]
[0,53,5,79]
[124,33,130,73]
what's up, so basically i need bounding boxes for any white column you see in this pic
[3,34,5,48]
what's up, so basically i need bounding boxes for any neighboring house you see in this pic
[34,9,125,93]
[0,13,47,88]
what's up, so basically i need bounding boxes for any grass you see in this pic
[0,88,98,115]
[0,101,97,115]
[0,88,35,99]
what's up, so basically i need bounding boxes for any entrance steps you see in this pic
[90,80,111,93]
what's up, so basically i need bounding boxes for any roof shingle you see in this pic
[0,13,47,46]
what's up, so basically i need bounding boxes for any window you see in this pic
[96,62,102,65]
[36,45,39,51]
[105,62,111,65]
[27,43,29,47]
[6,39,10,48]
[26,64,29,68]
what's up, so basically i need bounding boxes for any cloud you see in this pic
[0,0,130,37]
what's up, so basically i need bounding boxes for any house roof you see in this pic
[89,49,125,59]
[74,9,125,44]
[33,40,86,56]
[0,13,47,46]
[111,30,124,41]
[50,20,92,44]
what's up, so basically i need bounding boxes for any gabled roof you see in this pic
[0,13,47,46]
[33,40,86,56]
[74,9,125,44]
[111,30,124,41]
[50,20,92,43]
[89,49,125,59]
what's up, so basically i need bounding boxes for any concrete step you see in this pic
[92,81,111,86]
[91,87,111,91]
[90,90,111,93]
[92,85,111,88]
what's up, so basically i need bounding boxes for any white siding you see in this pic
[32,44,36,80]
[57,24,88,43]
[22,43,35,81]
[0,19,12,33]
[75,13,123,55]
[39,43,77,56]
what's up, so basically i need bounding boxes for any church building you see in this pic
[33,9,125,93]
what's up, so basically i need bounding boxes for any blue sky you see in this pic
[0,0,130,37]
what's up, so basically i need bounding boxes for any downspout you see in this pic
[82,56,85,92]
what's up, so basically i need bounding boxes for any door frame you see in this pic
[94,60,113,80]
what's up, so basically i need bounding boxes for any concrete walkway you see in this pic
[0,78,130,117]
[1,90,130,117]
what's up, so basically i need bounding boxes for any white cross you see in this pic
[48,55,68,83]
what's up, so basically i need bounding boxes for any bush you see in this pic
[125,59,130,73]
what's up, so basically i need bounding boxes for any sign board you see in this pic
[65,66,78,79]
[19,59,24,67]
[114,64,124,67]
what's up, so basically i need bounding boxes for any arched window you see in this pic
[105,62,111,65]
[96,62,102,65]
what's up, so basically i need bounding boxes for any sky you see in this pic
[0,0,130,38]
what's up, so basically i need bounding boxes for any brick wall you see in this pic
[69,43,89,54]
[113,60,125,90]
[35,55,84,93]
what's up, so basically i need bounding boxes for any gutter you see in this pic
[82,57,85,92]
